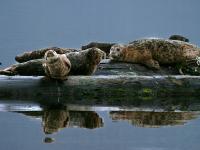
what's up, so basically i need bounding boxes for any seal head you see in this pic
[44,50,59,63]
[43,50,71,80]
[109,44,125,61]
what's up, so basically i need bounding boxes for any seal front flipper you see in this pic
[143,59,160,70]
[178,68,184,75]
[42,63,51,77]
[60,54,71,70]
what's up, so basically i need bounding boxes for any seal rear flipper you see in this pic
[0,66,17,76]
[143,59,160,70]
[0,69,17,76]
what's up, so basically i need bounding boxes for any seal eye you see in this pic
[116,48,120,52]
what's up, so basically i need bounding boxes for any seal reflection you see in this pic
[21,108,104,134]
[43,109,103,134]
[110,111,199,128]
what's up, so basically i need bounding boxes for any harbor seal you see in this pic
[43,50,71,80]
[81,42,115,58]
[0,48,105,76]
[169,35,189,42]
[109,39,200,71]
[15,47,78,63]
[66,47,106,75]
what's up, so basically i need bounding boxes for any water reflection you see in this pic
[110,111,199,128]
[43,109,103,134]
[19,107,200,135]
[21,108,103,134]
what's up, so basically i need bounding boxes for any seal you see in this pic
[43,50,71,80]
[15,47,78,63]
[109,39,200,71]
[0,48,105,76]
[66,47,106,75]
[169,35,189,42]
[81,42,115,58]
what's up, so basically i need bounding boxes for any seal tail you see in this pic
[196,56,200,66]
[186,57,200,66]
[181,57,200,75]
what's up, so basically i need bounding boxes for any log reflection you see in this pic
[110,111,199,128]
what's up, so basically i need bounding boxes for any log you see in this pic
[0,75,200,111]
[95,60,179,75]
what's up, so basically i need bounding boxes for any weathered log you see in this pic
[0,75,200,111]
[15,47,79,63]
[81,42,116,57]
[95,60,179,75]
[0,48,105,76]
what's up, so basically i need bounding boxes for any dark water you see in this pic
[1,0,200,150]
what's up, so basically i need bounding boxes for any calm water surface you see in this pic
[1,0,200,150]
[0,105,200,150]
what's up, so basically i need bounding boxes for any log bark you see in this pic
[0,75,200,111]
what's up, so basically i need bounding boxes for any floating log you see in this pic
[95,60,179,75]
[0,75,200,111]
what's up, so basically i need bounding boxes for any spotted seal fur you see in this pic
[109,39,200,72]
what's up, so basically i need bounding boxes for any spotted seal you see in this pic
[109,39,200,72]
[43,50,71,80]
[169,35,189,42]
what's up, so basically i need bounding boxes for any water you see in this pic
[1,0,200,150]
[0,106,200,150]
